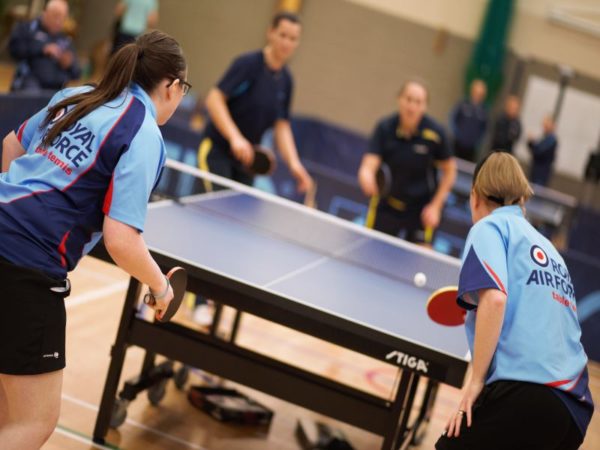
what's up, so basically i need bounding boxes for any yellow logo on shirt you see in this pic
[422,128,440,143]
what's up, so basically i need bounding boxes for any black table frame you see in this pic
[91,245,467,450]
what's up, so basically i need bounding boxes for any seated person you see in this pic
[8,0,80,93]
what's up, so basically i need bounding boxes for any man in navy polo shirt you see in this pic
[192,12,312,324]
[197,11,312,192]
[358,79,456,245]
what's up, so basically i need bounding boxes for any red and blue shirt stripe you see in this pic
[0,83,165,279]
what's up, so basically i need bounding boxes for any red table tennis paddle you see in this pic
[248,145,277,175]
[426,286,465,326]
[375,162,392,197]
[144,267,188,322]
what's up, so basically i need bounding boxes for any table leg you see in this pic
[380,370,416,450]
[92,278,141,444]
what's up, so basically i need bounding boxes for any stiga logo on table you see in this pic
[526,244,575,301]
[386,351,429,374]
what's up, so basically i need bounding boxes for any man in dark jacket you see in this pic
[528,115,558,186]
[9,0,80,92]
[490,95,522,154]
[449,79,488,162]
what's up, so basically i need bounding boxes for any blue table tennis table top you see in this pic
[144,191,469,361]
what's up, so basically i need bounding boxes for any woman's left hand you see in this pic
[290,162,314,193]
[421,202,441,228]
[445,378,485,438]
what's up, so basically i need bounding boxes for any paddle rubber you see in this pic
[426,286,465,326]
[375,162,392,197]
[144,267,188,322]
[249,145,277,175]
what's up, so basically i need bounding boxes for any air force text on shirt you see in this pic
[526,244,575,307]
[36,120,97,176]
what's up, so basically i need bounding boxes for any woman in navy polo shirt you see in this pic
[358,79,457,245]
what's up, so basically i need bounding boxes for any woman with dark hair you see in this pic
[436,152,593,450]
[0,30,189,449]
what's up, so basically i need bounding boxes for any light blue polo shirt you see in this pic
[120,0,158,36]
[457,205,593,435]
[0,83,165,278]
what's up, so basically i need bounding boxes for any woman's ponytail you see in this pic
[41,30,186,148]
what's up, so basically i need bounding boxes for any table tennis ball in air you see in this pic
[413,272,427,287]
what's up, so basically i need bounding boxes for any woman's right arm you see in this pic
[358,153,381,197]
[471,288,507,383]
[446,288,507,437]
[2,132,26,172]
[205,88,253,165]
[102,215,173,317]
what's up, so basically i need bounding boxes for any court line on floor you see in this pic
[76,264,126,283]
[62,393,208,450]
[66,281,130,310]
[55,424,121,449]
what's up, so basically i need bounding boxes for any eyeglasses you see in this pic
[167,78,192,96]
[180,80,192,95]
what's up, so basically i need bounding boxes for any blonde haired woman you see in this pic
[436,152,593,450]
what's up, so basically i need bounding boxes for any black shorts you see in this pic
[435,381,583,450]
[198,137,254,189]
[453,141,477,162]
[0,257,70,375]
[370,203,434,244]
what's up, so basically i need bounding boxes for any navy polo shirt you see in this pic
[450,99,487,148]
[491,114,522,154]
[204,50,293,152]
[368,113,452,208]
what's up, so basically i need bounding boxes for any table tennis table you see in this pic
[92,161,469,449]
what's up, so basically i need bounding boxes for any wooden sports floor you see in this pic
[36,256,599,450]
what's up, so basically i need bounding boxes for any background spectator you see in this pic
[490,95,522,154]
[528,115,558,186]
[8,0,80,93]
[112,0,158,54]
[449,79,488,162]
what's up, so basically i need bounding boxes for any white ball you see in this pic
[414,272,427,287]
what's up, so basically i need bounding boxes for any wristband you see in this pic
[150,275,170,300]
